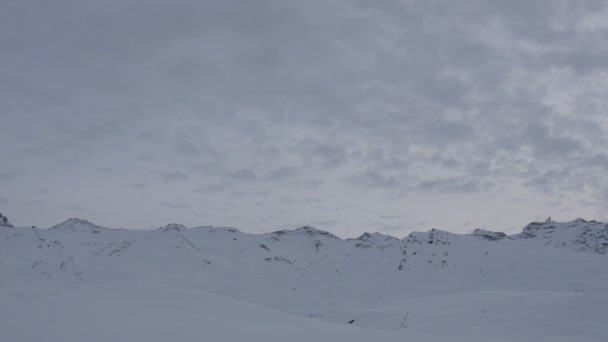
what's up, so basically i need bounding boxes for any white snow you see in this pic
[1,218,607,341]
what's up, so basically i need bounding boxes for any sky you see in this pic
[1,0,608,237]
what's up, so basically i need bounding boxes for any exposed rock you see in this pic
[406,229,454,246]
[264,256,293,264]
[472,229,509,241]
[158,223,187,233]
[0,212,13,228]
[272,226,339,239]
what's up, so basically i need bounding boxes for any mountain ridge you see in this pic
[23,214,608,248]
[7,216,608,255]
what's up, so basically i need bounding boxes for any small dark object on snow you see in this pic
[348,320,355,324]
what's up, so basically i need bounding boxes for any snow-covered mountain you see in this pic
[513,218,608,255]
[1,217,607,342]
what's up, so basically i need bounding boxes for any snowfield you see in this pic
[1,218,607,341]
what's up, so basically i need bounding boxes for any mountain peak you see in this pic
[0,211,13,228]
[50,218,106,232]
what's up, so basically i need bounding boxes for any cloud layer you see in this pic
[2,0,607,236]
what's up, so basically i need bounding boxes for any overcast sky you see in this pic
[2,0,608,237]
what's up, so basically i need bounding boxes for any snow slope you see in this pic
[1,218,607,341]
[1,283,502,342]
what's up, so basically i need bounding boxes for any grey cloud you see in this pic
[525,168,574,193]
[173,141,201,157]
[185,162,222,174]
[159,202,190,210]
[0,171,20,181]
[307,219,338,228]
[236,120,269,143]
[137,154,159,162]
[277,196,322,206]
[278,196,295,205]
[137,129,167,143]
[288,179,325,189]
[64,205,86,212]
[375,224,406,233]
[428,154,461,169]
[1,0,607,234]
[267,166,297,180]
[523,121,583,157]
[294,139,349,169]
[584,154,608,170]
[228,169,257,182]
[173,138,220,159]
[227,190,250,199]
[363,148,408,171]
[346,170,401,190]
[131,182,149,190]
[379,214,407,220]
[162,171,189,182]
[193,183,229,194]
[423,120,474,144]
[416,177,490,194]
[97,167,116,175]
[256,190,272,197]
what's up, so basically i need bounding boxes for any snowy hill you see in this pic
[1,217,607,341]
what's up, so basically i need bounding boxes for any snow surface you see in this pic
[1,218,607,341]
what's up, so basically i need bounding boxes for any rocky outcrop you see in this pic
[472,229,509,241]
[272,226,339,239]
[0,212,13,228]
